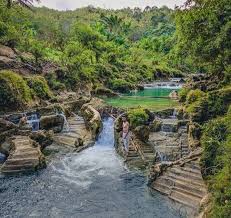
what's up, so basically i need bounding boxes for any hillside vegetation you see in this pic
[0,1,231,216]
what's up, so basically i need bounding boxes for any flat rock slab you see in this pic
[53,115,93,149]
[1,136,45,174]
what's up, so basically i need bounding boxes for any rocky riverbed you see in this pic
[0,118,184,218]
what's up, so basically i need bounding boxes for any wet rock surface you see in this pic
[0,118,182,218]
[81,103,102,139]
[40,114,64,133]
[1,135,45,174]
[53,115,93,151]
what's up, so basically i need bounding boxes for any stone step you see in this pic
[5,158,39,165]
[184,162,201,171]
[1,168,32,174]
[166,172,204,187]
[12,151,39,159]
[169,190,200,209]
[61,133,79,138]
[127,153,139,158]
[152,181,171,195]
[171,177,207,193]
[1,163,36,171]
[179,166,202,175]
[172,185,205,199]
[127,156,141,161]
[169,168,203,181]
[143,154,155,159]
[14,148,37,153]
[53,136,75,146]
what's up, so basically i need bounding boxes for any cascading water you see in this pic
[172,108,177,119]
[27,113,40,131]
[0,117,182,218]
[59,112,70,132]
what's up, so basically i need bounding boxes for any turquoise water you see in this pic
[127,88,175,97]
[106,88,179,110]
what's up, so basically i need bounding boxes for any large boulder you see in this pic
[150,119,162,132]
[0,118,18,143]
[91,87,119,98]
[40,115,64,133]
[64,97,91,112]
[30,130,54,150]
[134,125,150,142]
[155,108,174,119]
[0,45,16,59]
[81,103,102,139]
[0,118,18,132]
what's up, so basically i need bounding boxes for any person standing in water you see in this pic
[122,116,130,153]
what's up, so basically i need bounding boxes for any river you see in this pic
[0,118,183,218]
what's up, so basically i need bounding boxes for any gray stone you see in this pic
[40,115,64,133]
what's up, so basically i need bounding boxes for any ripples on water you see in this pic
[0,118,183,218]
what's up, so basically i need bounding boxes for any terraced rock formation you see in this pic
[1,135,45,174]
[148,119,190,162]
[126,134,155,169]
[150,158,207,216]
[53,115,94,152]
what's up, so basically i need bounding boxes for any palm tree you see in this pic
[6,0,40,9]
[100,14,123,34]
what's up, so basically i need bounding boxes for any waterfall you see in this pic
[59,113,70,132]
[171,108,177,119]
[157,152,167,162]
[27,113,40,132]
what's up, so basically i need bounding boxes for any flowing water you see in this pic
[0,118,182,218]
[27,113,40,132]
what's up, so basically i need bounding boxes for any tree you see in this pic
[175,0,231,78]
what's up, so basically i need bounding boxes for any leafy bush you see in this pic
[128,108,149,128]
[110,78,134,93]
[26,76,53,100]
[45,73,66,91]
[207,87,231,118]
[201,106,231,217]
[0,70,32,108]
[201,118,228,177]
[178,87,190,102]
[186,89,206,104]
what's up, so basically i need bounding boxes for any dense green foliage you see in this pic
[201,107,231,217]
[26,76,53,100]
[128,108,149,128]
[0,70,32,108]
[0,0,231,216]
[175,0,231,82]
[0,1,183,93]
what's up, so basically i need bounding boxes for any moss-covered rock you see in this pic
[134,125,150,142]
[40,115,64,133]
[26,76,53,100]
[91,87,119,98]
[81,103,102,139]
[0,70,32,109]
[128,108,149,129]
[150,119,162,132]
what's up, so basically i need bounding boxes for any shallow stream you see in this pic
[0,118,183,218]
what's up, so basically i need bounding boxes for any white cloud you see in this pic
[35,0,185,10]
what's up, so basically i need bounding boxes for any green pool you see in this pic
[105,88,179,111]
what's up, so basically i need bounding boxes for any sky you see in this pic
[35,0,186,10]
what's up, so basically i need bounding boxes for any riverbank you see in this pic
[0,118,183,218]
